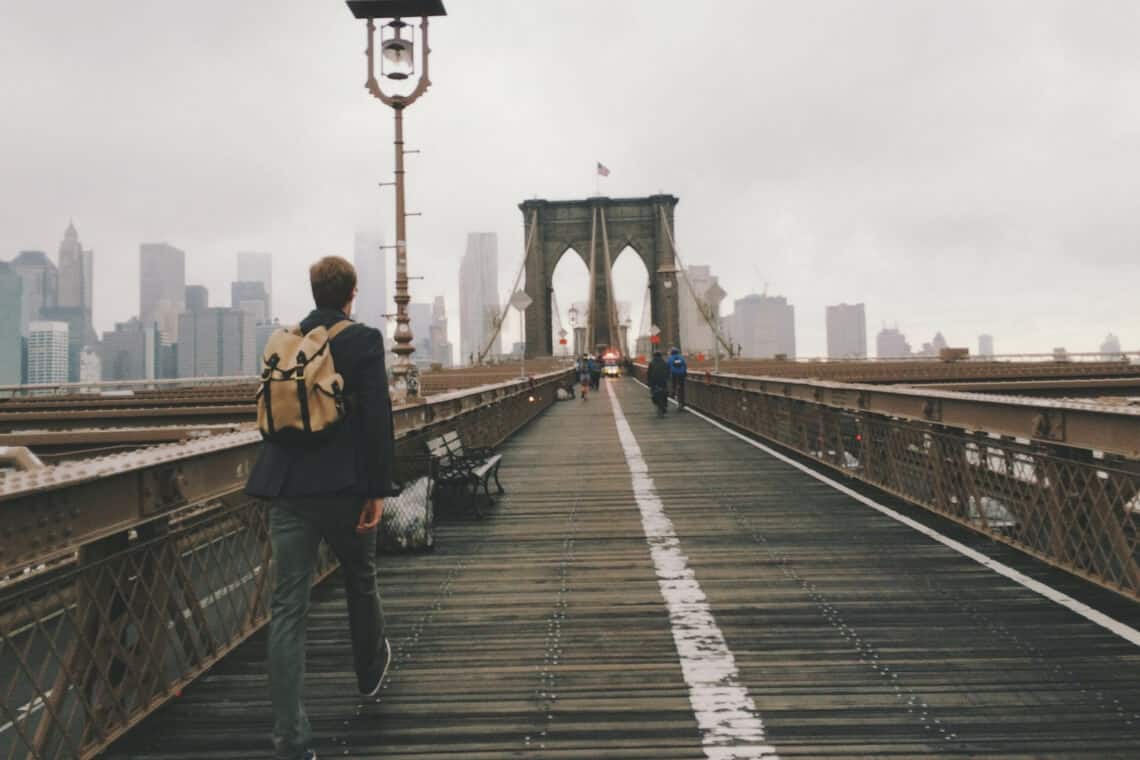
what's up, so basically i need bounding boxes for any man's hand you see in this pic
[357,498,384,534]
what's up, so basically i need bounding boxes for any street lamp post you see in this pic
[658,263,679,351]
[346,0,447,399]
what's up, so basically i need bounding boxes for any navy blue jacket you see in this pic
[245,308,399,500]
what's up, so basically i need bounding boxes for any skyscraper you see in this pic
[408,302,433,366]
[100,318,158,381]
[177,307,257,377]
[679,265,727,357]
[825,302,867,359]
[1101,333,1122,356]
[10,251,58,336]
[185,285,209,312]
[54,224,96,359]
[237,252,273,318]
[978,334,995,357]
[231,280,270,322]
[918,331,949,357]
[876,326,911,358]
[354,230,388,331]
[729,293,796,359]
[459,232,500,363]
[430,296,453,367]
[27,321,69,384]
[140,243,186,344]
[39,305,90,382]
[0,262,23,385]
[57,222,94,335]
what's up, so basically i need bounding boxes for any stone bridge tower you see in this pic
[518,195,680,358]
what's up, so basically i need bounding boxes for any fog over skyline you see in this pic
[3,1,1138,358]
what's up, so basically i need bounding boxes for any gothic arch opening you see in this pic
[549,247,590,356]
[609,245,651,357]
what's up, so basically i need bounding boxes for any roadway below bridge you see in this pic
[106,378,1140,759]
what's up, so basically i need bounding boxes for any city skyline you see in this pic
[6,220,1134,364]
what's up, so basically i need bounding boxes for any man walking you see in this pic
[668,346,688,410]
[246,256,398,760]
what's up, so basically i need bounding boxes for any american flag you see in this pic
[596,162,611,177]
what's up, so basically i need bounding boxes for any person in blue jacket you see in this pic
[668,347,688,410]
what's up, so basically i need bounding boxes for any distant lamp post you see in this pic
[345,0,447,398]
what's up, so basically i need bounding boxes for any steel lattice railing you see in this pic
[635,367,1140,600]
[0,369,572,760]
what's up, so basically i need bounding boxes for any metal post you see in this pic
[390,104,416,396]
[520,310,526,379]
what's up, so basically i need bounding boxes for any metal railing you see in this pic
[0,369,573,760]
[634,366,1140,601]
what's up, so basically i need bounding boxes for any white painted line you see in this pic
[606,381,778,759]
[654,381,1140,649]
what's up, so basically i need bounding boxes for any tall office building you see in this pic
[177,308,256,377]
[39,306,89,382]
[100,318,158,381]
[728,293,796,359]
[408,302,433,366]
[1101,333,1122,356]
[27,321,69,384]
[876,326,911,358]
[231,280,270,322]
[354,230,387,331]
[918,331,949,357]
[430,296,453,367]
[978,334,995,357]
[10,251,58,336]
[57,222,94,335]
[825,302,867,359]
[140,243,186,343]
[237,252,273,318]
[185,285,209,312]
[79,347,101,385]
[459,232,500,363]
[679,265,727,357]
[255,319,282,363]
[0,263,23,385]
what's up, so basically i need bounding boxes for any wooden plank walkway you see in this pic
[106,379,1140,759]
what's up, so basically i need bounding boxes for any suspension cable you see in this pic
[658,205,736,358]
[477,209,538,364]
[598,207,625,356]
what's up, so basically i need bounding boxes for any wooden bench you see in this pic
[425,431,504,518]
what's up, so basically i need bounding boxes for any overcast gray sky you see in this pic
[3,0,1138,358]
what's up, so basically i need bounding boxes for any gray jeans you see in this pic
[268,495,387,760]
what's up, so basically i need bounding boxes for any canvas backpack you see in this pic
[256,320,354,443]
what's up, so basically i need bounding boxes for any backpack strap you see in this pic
[326,320,355,340]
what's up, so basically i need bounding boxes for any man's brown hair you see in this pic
[309,256,357,310]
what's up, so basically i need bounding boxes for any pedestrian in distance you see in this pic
[668,346,688,410]
[589,354,602,390]
[647,350,670,417]
[577,354,591,401]
[246,256,398,760]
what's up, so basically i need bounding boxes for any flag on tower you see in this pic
[596,162,611,177]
